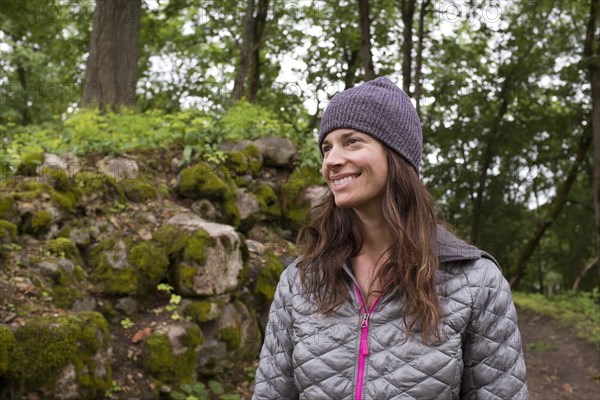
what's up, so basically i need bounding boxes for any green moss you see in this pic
[253,183,281,220]
[183,229,214,265]
[223,193,241,228]
[178,162,230,200]
[119,179,158,202]
[280,166,323,227]
[255,256,284,303]
[183,301,218,323]
[0,220,17,242]
[73,171,126,202]
[0,325,24,379]
[220,325,241,351]
[87,237,138,296]
[142,325,202,385]
[178,265,198,292]
[224,151,249,176]
[40,167,69,191]
[50,190,76,212]
[46,238,80,263]
[153,225,189,260]
[0,195,15,221]
[18,150,44,175]
[241,145,262,175]
[30,210,53,232]
[12,180,76,213]
[11,312,111,397]
[128,241,169,292]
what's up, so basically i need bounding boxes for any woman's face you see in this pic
[321,129,388,214]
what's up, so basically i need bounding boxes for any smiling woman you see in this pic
[253,77,529,400]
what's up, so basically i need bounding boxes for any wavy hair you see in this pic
[296,147,442,343]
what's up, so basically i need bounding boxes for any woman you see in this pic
[253,77,528,399]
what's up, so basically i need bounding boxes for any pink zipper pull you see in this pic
[361,313,370,356]
[361,312,370,328]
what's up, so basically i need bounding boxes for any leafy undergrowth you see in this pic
[513,290,600,348]
[1,104,322,175]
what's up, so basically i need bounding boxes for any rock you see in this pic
[115,297,139,316]
[252,137,297,167]
[68,226,91,246]
[13,312,112,400]
[190,199,219,221]
[97,157,139,182]
[71,296,96,312]
[41,153,81,177]
[166,213,244,296]
[87,237,169,296]
[196,301,260,375]
[219,140,255,153]
[54,364,78,400]
[142,322,202,385]
[182,300,222,323]
[303,185,328,220]
[235,188,260,221]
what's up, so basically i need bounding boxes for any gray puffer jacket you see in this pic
[253,226,529,399]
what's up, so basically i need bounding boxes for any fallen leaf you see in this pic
[131,327,152,343]
[561,383,573,393]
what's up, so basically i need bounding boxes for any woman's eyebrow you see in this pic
[322,131,358,145]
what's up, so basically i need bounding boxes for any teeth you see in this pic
[333,175,358,186]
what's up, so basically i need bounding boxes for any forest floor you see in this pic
[517,307,600,400]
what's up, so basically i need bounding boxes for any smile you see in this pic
[333,174,360,186]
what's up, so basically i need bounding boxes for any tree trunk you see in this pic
[231,0,256,102]
[572,257,599,291]
[81,0,142,112]
[400,0,416,94]
[510,132,593,289]
[343,49,360,89]
[414,0,430,118]
[584,0,600,286]
[357,0,376,81]
[471,77,511,244]
[16,65,30,125]
[247,0,269,103]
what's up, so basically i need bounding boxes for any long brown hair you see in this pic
[296,147,442,342]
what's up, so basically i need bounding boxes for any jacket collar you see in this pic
[436,223,500,268]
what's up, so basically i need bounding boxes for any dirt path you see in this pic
[517,307,600,400]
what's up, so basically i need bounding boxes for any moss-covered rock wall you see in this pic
[0,137,326,399]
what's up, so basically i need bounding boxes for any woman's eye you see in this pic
[322,145,331,152]
[348,138,360,145]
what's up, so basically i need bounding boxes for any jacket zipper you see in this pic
[354,284,382,400]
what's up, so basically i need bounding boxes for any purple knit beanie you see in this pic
[318,76,423,173]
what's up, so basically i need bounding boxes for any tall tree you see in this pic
[400,0,415,94]
[231,0,256,102]
[248,0,270,102]
[584,0,600,283]
[414,0,430,118]
[358,0,376,81]
[81,0,142,111]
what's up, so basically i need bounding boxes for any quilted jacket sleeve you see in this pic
[461,259,529,399]
[253,265,299,400]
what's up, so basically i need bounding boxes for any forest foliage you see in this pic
[0,0,597,294]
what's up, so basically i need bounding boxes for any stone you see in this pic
[97,157,139,182]
[190,199,219,221]
[303,185,328,220]
[71,297,96,312]
[167,213,243,296]
[235,188,260,221]
[115,297,139,316]
[252,137,297,167]
[39,153,81,183]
